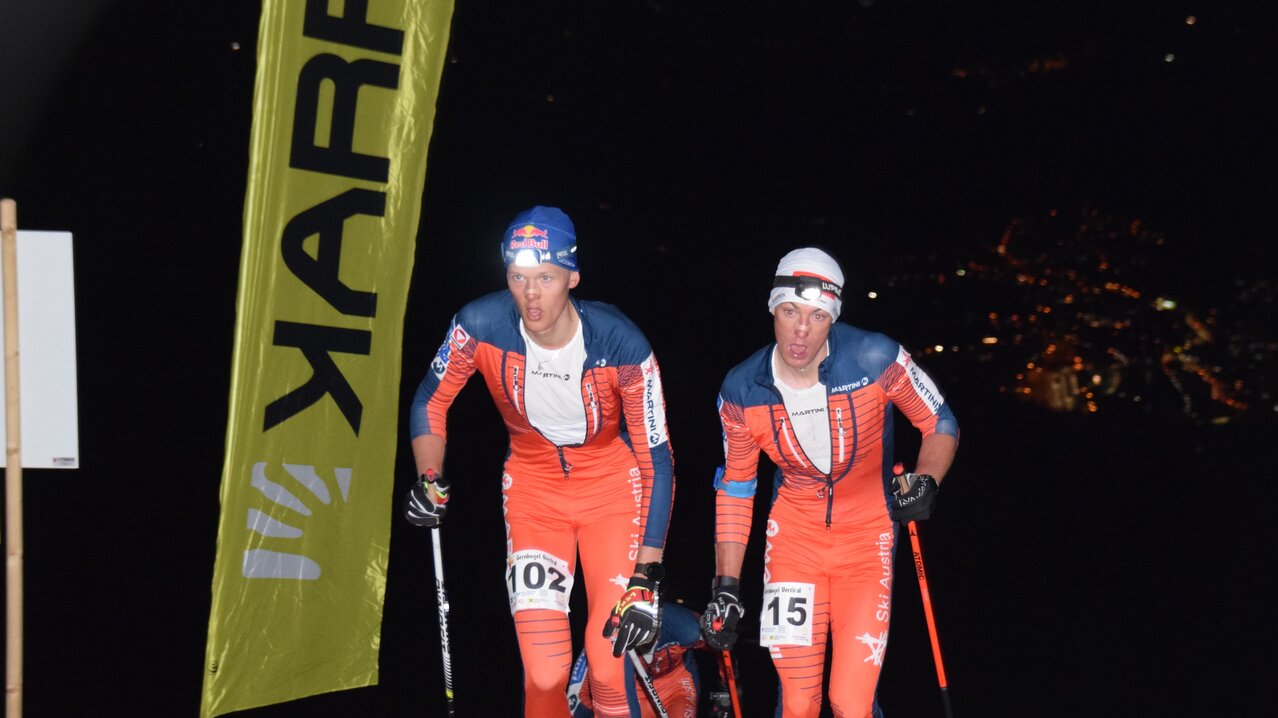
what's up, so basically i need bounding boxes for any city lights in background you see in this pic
[870,207,1275,425]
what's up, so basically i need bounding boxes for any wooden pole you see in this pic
[1,197,22,718]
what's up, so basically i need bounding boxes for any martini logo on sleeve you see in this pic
[640,354,668,446]
[896,346,944,414]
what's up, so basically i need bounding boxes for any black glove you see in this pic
[700,576,744,651]
[603,569,661,657]
[403,470,450,527]
[891,472,938,522]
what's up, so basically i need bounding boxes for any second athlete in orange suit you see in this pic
[701,247,959,718]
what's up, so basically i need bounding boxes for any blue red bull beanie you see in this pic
[501,206,578,271]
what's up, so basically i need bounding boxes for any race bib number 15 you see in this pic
[507,549,573,614]
[759,582,815,647]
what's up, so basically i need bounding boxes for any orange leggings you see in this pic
[502,464,644,717]
[763,503,895,718]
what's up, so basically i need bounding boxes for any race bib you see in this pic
[759,582,815,647]
[506,549,574,614]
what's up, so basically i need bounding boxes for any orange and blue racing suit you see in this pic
[410,290,676,717]
[714,323,958,718]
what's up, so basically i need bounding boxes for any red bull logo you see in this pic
[508,237,549,250]
[508,224,550,249]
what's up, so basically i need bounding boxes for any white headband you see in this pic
[767,247,844,320]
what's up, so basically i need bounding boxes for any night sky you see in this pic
[1,1,1275,716]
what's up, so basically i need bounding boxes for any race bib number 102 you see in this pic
[507,549,574,614]
[759,582,815,647]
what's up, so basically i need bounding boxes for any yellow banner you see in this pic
[201,1,452,715]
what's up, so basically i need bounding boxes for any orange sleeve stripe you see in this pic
[715,493,754,545]
[420,337,481,440]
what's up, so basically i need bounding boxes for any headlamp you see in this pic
[505,244,577,269]
[511,248,545,268]
[773,275,842,302]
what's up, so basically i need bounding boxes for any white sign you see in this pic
[759,581,816,647]
[0,230,79,468]
[506,548,574,614]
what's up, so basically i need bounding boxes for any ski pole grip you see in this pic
[893,462,913,494]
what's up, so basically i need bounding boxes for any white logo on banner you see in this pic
[243,461,352,580]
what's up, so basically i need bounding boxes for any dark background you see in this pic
[1,1,1274,716]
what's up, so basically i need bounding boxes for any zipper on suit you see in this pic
[825,477,835,529]
[511,365,523,415]
[586,381,598,432]
[836,407,845,463]
[779,419,809,468]
[557,446,572,479]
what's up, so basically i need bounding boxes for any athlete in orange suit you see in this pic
[405,206,676,717]
[701,247,958,718]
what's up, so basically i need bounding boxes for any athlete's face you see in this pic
[507,262,580,339]
[773,302,832,372]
